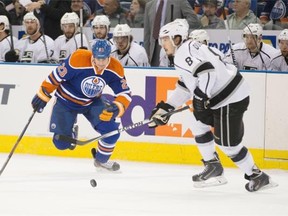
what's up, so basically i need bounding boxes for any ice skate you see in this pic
[192,154,227,188]
[91,148,120,171]
[245,166,278,192]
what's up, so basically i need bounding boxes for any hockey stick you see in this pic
[80,8,84,48]
[222,7,237,66]
[55,105,191,145]
[0,110,37,176]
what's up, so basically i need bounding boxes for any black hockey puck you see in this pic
[90,179,97,187]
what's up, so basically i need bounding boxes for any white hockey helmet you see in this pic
[278,29,288,41]
[61,12,79,27]
[159,19,188,47]
[91,15,110,28]
[189,29,210,44]
[113,24,132,37]
[23,12,40,26]
[242,23,263,38]
[0,15,10,32]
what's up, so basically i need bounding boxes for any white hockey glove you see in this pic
[148,101,175,128]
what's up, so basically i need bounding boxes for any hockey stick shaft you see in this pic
[80,8,83,47]
[0,110,37,176]
[222,7,237,66]
[55,105,191,145]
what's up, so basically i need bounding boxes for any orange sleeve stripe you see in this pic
[115,95,131,110]
[41,81,58,94]
[37,87,51,102]
[49,73,60,86]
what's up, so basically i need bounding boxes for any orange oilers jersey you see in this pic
[40,49,132,112]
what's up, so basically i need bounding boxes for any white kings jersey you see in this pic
[168,40,250,109]
[53,33,90,63]
[224,42,278,70]
[111,42,150,67]
[15,34,54,63]
[270,50,288,72]
[0,35,18,62]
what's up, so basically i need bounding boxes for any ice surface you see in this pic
[0,154,287,216]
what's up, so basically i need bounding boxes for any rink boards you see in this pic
[0,63,287,169]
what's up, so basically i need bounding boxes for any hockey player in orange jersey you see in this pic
[31,39,132,171]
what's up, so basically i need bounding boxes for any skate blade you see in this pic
[193,176,228,188]
[256,179,279,192]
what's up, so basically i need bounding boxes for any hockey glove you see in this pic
[99,101,120,121]
[5,50,19,62]
[31,87,52,113]
[148,101,175,128]
[193,87,210,112]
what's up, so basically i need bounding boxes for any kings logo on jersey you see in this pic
[22,51,33,62]
[81,76,105,98]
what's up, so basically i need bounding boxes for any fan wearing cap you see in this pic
[224,23,278,70]
[31,39,132,171]
[200,0,225,29]
[271,29,288,71]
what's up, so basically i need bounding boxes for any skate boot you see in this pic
[192,153,227,188]
[91,148,120,171]
[69,124,78,150]
[245,166,278,192]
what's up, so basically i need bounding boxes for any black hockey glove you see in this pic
[31,87,52,113]
[5,50,19,62]
[193,87,210,112]
[148,101,175,128]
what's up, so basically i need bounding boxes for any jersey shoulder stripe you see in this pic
[69,49,93,68]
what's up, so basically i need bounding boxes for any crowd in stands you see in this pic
[0,0,288,71]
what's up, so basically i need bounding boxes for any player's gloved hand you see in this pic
[193,87,210,111]
[5,50,19,62]
[31,87,52,113]
[148,101,175,128]
[99,101,120,121]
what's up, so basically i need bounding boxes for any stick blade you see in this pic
[55,134,77,144]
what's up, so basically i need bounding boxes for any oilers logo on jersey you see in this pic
[81,76,105,98]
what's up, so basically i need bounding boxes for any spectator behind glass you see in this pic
[25,0,71,40]
[71,0,89,26]
[200,0,225,29]
[6,0,25,25]
[225,0,261,29]
[271,29,288,71]
[126,0,147,28]
[260,0,288,30]
[144,0,201,67]
[95,0,128,27]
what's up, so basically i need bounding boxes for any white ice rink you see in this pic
[0,153,287,216]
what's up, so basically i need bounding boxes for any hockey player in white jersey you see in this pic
[0,15,18,62]
[148,20,277,192]
[224,23,278,70]
[111,24,149,67]
[271,29,288,71]
[52,12,90,63]
[14,12,54,63]
[189,29,224,59]
[90,15,113,47]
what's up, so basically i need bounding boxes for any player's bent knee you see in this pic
[195,131,213,143]
[218,144,248,163]
[53,134,72,150]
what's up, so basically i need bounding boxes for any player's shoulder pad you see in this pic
[69,49,93,68]
[106,57,125,77]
